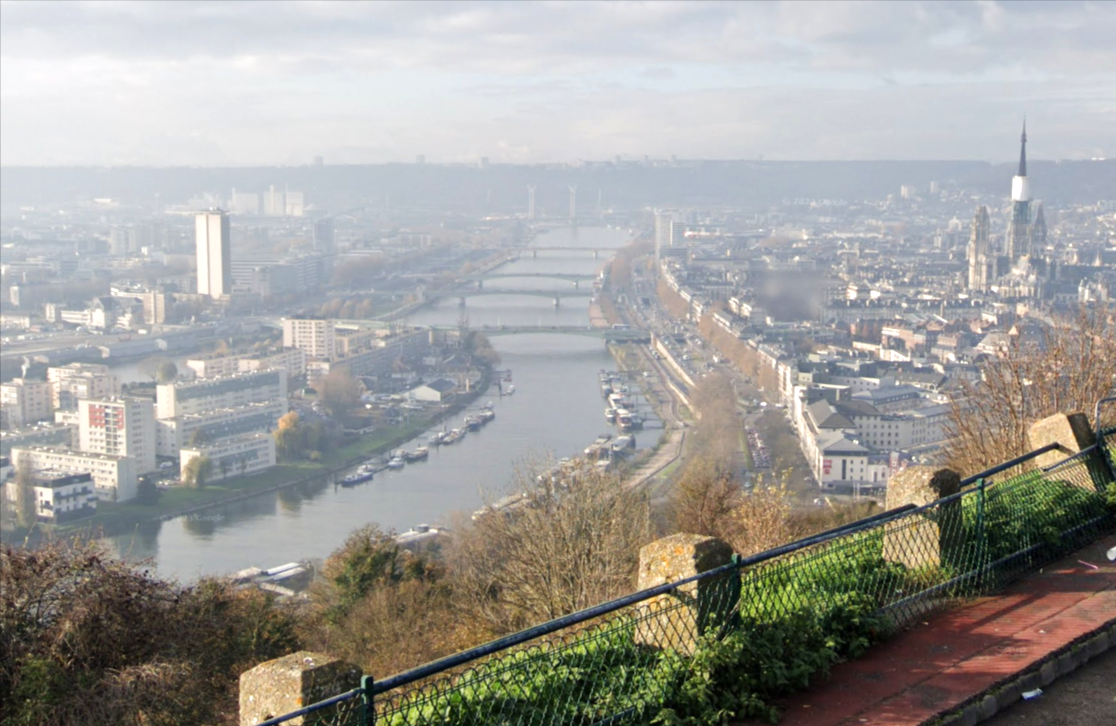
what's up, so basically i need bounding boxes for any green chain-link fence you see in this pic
[262,439,1116,726]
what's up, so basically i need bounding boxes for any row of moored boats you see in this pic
[599,371,644,432]
[340,445,432,486]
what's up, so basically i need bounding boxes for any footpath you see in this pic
[736,532,1116,726]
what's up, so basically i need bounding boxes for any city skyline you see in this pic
[2,0,1115,167]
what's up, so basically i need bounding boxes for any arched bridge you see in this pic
[424,288,594,308]
[435,325,650,342]
[466,272,597,283]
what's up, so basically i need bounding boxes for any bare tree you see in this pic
[943,305,1116,476]
[450,458,652,633]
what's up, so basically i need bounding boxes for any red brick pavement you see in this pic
[734,532,1116,726]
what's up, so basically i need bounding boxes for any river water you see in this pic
[106,226,653,581]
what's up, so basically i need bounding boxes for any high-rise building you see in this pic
[967,205,991,292]
[1005,121,1032,262]
[264,185,285,216]
[568,186,577,222]
[0,378,52,429]
[313,218,335,254]
[47,363,119,411]
[526,185,537,220]
[654,209,679,265]
[78,397,157,474]
[283,318,337,360]
[195,209,232,298]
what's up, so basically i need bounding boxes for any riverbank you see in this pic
[28,368,496,540]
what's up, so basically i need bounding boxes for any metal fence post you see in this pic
[975,478,986,594]
[361,675,375,726]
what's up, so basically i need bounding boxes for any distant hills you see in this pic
[2,159,1113,216]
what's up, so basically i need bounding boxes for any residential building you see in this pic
[196,209,232,298]
[155,400,287,458]
[47,363,120,410]
[156,369,288,420]
[180,432,276,483]
[186,347,306,379]
[3,470,97,524]
[0,423,78,457]
[78,397,157,474]
[283,318,337,359]
[9,446,138,502]
[1,378,52,430]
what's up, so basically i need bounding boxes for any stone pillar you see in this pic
[1028,412,1096,467]
[883,467,963,571]
[634,533,735,655]
[1028,412,1108,491]
[240,651,362,726]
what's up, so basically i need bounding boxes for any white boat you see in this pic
[387,456,405,470]
[404,447,429,462]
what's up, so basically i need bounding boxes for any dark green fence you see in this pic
[260,438,1116,726]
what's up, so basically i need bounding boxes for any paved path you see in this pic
[734,532,1116,726]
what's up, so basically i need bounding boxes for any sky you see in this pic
[1,0,1114,167]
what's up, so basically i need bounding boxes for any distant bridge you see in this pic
[513,247,619,259]
[434,325,650,341]
[467,272,597,283]
[424,288,594,307]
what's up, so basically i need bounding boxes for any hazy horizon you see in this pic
[2,0,1114,168]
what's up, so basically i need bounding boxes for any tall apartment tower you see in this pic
[196,209,232,298]
[1005,121,1032,263]
[967,205,991,292]
[654,209,678,266]
[78,397,157,474]
[526,185,537,220]
[568,186,577,223]
[313,218,335,254]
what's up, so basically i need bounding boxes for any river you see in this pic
[106,226,655,581]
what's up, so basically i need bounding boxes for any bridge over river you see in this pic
[431,324,650,342]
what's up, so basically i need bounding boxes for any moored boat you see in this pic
[404,446,429,462]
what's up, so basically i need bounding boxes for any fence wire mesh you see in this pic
[266,445,1116,726]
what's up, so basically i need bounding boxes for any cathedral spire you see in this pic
[1018,118,1027,177]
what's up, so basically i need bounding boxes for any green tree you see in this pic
[317,369,360,420]
[274,410,305,460]
[12,456,38,530]
[186,427,211,448]
[154,360,178,383]
[182,455,214,489]
[134,478,160,506]
[321,524,432,611]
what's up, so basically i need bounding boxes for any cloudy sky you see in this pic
[1,0,1113,166]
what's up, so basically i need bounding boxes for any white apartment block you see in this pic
[186,347,306,380]
[47,363,120,410]
[78,397,157,474]
[156,369,288,420]
[196,209,232,298]
[0,378,52,430]
[180,432,276,483]
[2,470,98,524]
[10,446,138,502]
[156,400,287,457]
[283,318,337,360]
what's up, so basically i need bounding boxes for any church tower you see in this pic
[967,205,991,292]
[1005,121,1032,262]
